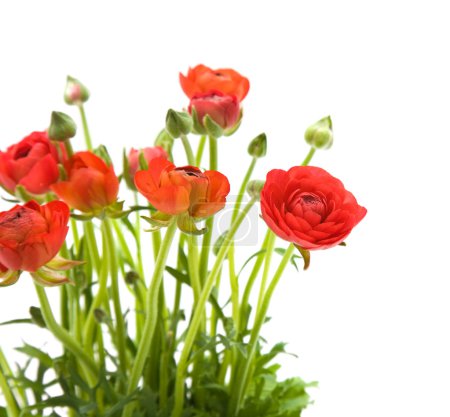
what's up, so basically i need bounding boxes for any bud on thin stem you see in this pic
[248,133,267,158]
[304,115,333,150]
[48,111,77,142]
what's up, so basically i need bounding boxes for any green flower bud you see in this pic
[154,129,174,155]
[48,111,77,142]
[304,116,333,150]
[248,133,267,158]
[246,179,265,200]
[64,75,90,105]
[165,109,192,138]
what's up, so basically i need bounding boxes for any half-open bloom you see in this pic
[135,157,230,218]
[180,64,250,102]
[261,166,367,250]
[0,200,69,272]
[0,131,65,195]
[128,146,168,178]
[189,91,240,130]
[52,152,119,214]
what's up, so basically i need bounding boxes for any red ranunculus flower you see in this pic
[261,166,367,250]
[52,152,119,214]
[0,200,70,272]
[135,157,230,218]
[189,91,240,130]
[128,146,168,178]
[0,131,65,195]
[180,64,250,102]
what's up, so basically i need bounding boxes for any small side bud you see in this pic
[94,308,108,324]
[248,133,267,158]
[165,109,193,138]
[64,75,90,105]
[154,129,174,155]
[29,306,46,328]
[304,116,333,150]
[125,271,140,285]
[246,180,265,200]
[48,111,77,142]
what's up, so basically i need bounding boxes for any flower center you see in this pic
[292,192,326,218]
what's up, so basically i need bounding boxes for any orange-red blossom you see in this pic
[134,157,230,219]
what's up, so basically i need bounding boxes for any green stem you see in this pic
[83,221,101,276]
[232,157,256,223]
[0,362,19,417]
[122,220,178,417]
[171,198,256,417]
[103,218,128,388]
[78,104,93,151]
[239,229,272,335]
[34,284,98,383]
[82,224,109,354]
[180,133,195,166]
[228,245,295,416]
[0,348,27,407]
[195,135,207,166]
[199,136,218,283]
[255,232,276,312]
[301,147,316,166]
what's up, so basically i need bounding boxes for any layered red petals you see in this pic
[261,166,366,250]
[0,201,70,272]
[189,91,240,130]
[52,152,119,213]
[135,157,230,218]
[0,131,65,195]
[180,64,250,102]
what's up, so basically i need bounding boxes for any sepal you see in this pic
[293,244,311,270]
[203,115,224,138]
[45,255,85,271]
[30,267,72,287]
[0,269,20,287]
[177,213,207,235]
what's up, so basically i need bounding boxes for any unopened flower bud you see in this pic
[246,179,265,200]
[304,116,333,150]
[248,133,267,158]
[165,109,193,138]
[64,76,90,105]
[125,271,140,285]
[154,129,174,155]
[48,111,77,142]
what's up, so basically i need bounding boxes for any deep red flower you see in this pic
[51,152,119,214]
[128,146,168,178]
[0,131,65,195]
[0,200,70,272]
[261,166,367,250]
[135,157,230,218]
[180,64,250,102]
[189,91,240,130]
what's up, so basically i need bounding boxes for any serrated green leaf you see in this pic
[15,344,53,368]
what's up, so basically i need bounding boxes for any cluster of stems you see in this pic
[0,105,315,417]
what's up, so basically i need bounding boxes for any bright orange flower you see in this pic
[134,157,230,218]
[0,200,69,272]
[52,152,119,214]
[180,64,250,102]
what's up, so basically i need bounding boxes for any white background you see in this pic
[1,1,450,416]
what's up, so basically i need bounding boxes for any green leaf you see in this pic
[166,266,190,285]
[0,318,33,326]
[237,249,267,277]
[15,344,53,368]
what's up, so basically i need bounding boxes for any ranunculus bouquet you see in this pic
[0,65,366,417]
